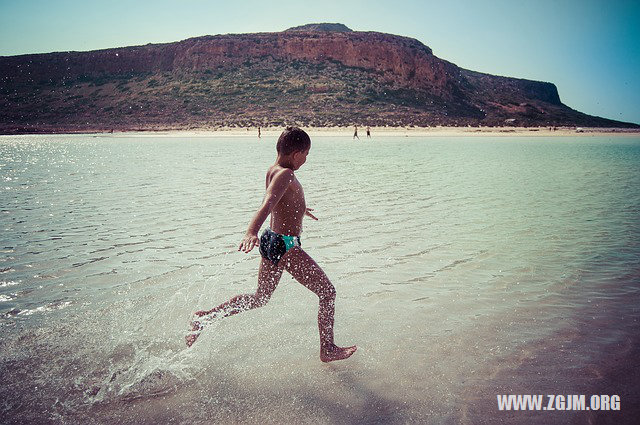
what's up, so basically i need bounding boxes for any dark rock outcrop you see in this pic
[0,24,636,133]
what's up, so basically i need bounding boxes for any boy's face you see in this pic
[292,148,310,170]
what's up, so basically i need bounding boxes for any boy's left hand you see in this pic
[305,208,318,220]
[239,233,259,253]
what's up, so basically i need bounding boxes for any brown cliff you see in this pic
[0,24,636,133]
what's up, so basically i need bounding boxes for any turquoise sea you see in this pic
[1,134,639,424]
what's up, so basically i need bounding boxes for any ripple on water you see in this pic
[16,300,74,316]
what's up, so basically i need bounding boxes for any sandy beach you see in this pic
[66,126,640,139]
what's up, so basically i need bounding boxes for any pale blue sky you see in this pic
[1,0,638,124]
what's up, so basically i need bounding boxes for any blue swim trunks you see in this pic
[259,228,301,265]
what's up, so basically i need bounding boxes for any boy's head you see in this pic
[276,127,311,156]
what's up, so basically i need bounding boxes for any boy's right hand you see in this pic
[238,233,259,253]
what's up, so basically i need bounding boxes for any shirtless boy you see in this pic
[186,127,357,362]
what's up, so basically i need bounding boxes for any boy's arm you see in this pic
[238,169,294,253]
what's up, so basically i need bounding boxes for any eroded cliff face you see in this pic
[0,25,634,133]
[3,32,450,91]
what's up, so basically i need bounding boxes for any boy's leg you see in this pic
[204,258,284,315]
[282,248,356,362]
[186,258,283,347]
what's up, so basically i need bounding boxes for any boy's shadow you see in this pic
[194,363,417,424]
[300,367,410,424]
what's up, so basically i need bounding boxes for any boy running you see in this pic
[187,127,357,362]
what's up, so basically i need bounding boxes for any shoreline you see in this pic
[2,126,640,138]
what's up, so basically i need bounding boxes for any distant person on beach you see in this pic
[366,126,371,138]
[258,126,261,139]
[353,126,359,139]
[186,127,357,362]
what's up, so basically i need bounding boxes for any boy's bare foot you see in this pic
[185,331,199,347]
[185,320,202,347]
[185,311,208,347]
[320,344,357,362]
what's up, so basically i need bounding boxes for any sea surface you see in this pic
[1,134,639,424]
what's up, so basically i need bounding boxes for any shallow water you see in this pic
[1,134,639,424]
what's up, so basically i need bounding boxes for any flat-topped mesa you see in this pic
[285,23,353,32]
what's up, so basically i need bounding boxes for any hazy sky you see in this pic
[1,0,638,124]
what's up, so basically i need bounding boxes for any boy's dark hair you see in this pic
[276,127,311,155]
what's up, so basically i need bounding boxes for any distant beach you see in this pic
[15,126,639,138]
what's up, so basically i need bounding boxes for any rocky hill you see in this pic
[0,24,636,133]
